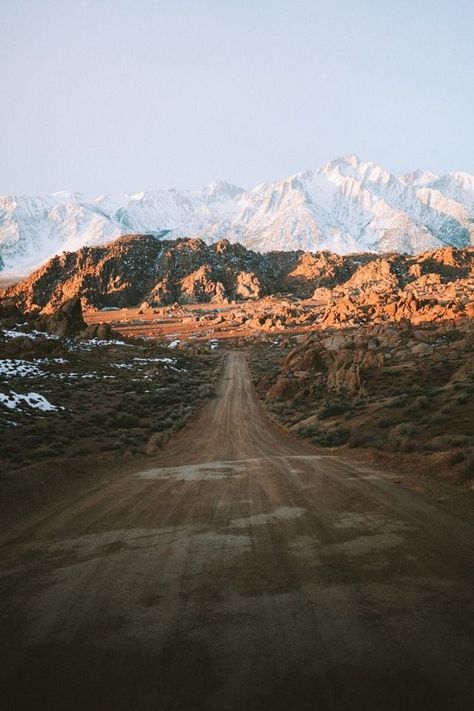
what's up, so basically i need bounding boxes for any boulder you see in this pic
[235,272,262,300]
[82,323,114,339]
[267,377,301,400]
[38,297,86,336]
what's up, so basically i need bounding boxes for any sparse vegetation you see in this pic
[0,333,222,473]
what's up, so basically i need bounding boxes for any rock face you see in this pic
[319,247,474,328]
[5,236,283,313]
[3,236,474,327]
[268,337,385,401]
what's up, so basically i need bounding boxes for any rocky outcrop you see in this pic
[234,271,262,300]
[265,317,473,408]
[179,265,227,304]
[36,297,86,337]
[0,296,115,347]
[3,236,474,326]
[268,337,384,400]
[5,236,281,313]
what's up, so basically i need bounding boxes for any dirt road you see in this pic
[1,351,473,710]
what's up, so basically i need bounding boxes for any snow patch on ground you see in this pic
[0,391,63,412]
[2,329,60,340]
[0,360,46,378]
[67,338,129,351]
[0,358,70,379]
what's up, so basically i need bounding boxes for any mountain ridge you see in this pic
[1,154,473,273]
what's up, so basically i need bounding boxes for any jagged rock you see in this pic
[180,265,225,303]
[37,297,86,336]
[235,271,262,300]
[3,237,473,329]
[341,258,400,295]
[267,377,301,400]
[327,362,365,397]
[321,334,351,351]
[312,287,332,303]
[321,297,359,326]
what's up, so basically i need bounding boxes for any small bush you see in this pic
[406,395,429,413]
[313,428,350,447]
[391,396,409,409]
[114,413,140,428]
[393,422,416,436]
[386,422,416,452]
[349,431,378,448]
[318,402,352,419]
[429,434,473,450]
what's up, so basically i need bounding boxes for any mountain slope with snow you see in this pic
[1,155,473,272]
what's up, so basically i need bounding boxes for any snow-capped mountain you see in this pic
[1,155,473,273]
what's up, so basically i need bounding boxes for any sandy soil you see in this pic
[83,302,319,342]
[0,352,473,710]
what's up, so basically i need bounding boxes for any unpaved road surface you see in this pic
[1,351,473,710]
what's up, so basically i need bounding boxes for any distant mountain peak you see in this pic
[202,180,245,198]
[1,157,473,273]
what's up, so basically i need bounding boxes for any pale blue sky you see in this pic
[0,0,473,194]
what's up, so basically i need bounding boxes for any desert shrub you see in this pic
[349,430,378,448]
[393,422,416,436]
[313,428,350,447]
[428,434,473,450]
[300,425,317,437]
[387,422,416,452]
[114,413,140,428]
[318,401,352,419]
[406,395,429,413]
[441,331,464,343]
[75,446,93,455]
[427,413,450,425]
[391,395,409,409]
[386,436,415,452]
